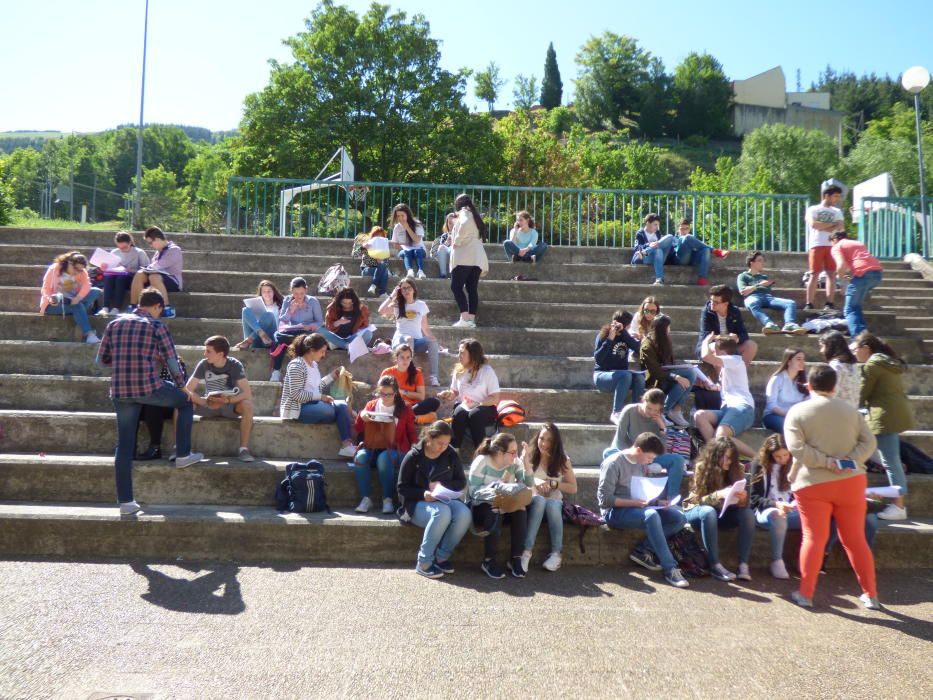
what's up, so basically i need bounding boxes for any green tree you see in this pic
[540,42,562,109]
[184,141,235,231]
[0,147,42,210]
[0,159,15,225]
[579,134,668,190]
[512,74,538,111]
[736,124,840,197]
[574,32,652,130]
[672,52,732,139]
[139,165,190,231]
[475,62,505,112]
[495,111,581,187]
[637,57,673,137]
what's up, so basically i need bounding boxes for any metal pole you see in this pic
[69,167,74,221]
[914,93,929,257]
[134,0,150,228]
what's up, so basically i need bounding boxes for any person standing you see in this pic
[830,231,884,338]
[130,226,184,318]
[96,289,204,516]
[804,182,844,310]
[449,194,489,328]
[784,364,879,609]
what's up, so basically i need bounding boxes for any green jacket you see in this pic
[860,354,914,434]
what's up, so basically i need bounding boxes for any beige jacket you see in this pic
[785,393,877,492]
[449,208,489,274]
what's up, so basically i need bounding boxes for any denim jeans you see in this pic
[503,240,549,261]
[392,333,439,377]
[755,507,802,561]
[353,448,399,500]
[606,505,685,572]
[640,236,676,279]
[102,274,132,310]
[663,367,702,411]
[318,327,373,351]
[745,294,797,327]
[297,400,351,442]
[844,270,882,337]
[684,504,754,565]
[761,412,786,433]
[271,332,299,371]
[112,381,194,502]
[434,246,451,277]
[361,263,390,293]
[875,432,907,495]
[598,451,684,501]
[524,496,564,553]
[240,308,278,348]
[399,247,426,272]
[44,287,102,336]
[675,236,710,279]
[593,370,646,411]
[411,499,471,565]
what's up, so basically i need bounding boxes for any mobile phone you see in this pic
[837,459,857,470]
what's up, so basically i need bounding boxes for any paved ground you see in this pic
[0,560,930,699]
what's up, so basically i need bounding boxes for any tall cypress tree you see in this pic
[540,42,563,109]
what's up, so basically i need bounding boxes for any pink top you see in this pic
[39,263,93,313]
[832,239,882,278]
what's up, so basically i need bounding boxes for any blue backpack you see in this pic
[275,460,329,513]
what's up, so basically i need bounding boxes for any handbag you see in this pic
[362,418,394,450]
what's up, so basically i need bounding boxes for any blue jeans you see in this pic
[675,236,710,279]
[844,270,882,337]
[593,370,646,411]
[434,245,451,277]
[102,274,132,310]
[399,248,426,272]
[606,505,685,572]
[640,236,677,279]
[411,499,471,565]
[317,327,373,351]
[524,496,564,553]
[875,432,907,495]
[762,412,785,433]
[684,504,754,565]
[599,450,684,501]
[240,308,277,348]
[297,400,351,442]
[746,294,797,327]
[112,381,194,502]
[503,240,549,261]
[663,367,703,412]
[361,263,389,293]
[353,448,399,499]
[392,334,439,377]
[272,332,299,371]
[44,288,102,336]
[755,507,802,561]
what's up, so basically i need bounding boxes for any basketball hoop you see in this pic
[348,184,370,202]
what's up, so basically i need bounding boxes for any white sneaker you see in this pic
[452,319,476,329]
[382,497,395,514]
[338,444,359,458]
[427,375,440,387]
[770,559,790,579]
[520,549,532,573]
[175,452,205,469]
[416,270,426,280]
[878,504,907,521]
[85,332,101,344]
[667,410,690,428]
[737,563,752,581]
[95,307,110,317]
[355,496,373,513]
[119,500,142,516]
[406,269,415,278]
[367,284,377,295]
[859,592,881,610]
[609,411,622,425]
[542,552,562,571]
[269,370,282,382]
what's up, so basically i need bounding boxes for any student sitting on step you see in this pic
[397,421,471,579]
[695,333,757,458]
[762,348,809,433]
[670,218,728,287]
[136,358,188,461]
[318,287,372,351]
[96,231,150,316]
[380,344,441,420]
[391,203,428,279]
[437,338,500,450]
[737,251,804,335]
[593,309,644,426]
[430,213,456,279]
[278,333,357,458]
[130,226,183,319]
[39,250,103,344]
[185,335,256,463]
[269,277,323,382]
[352,226,391,297]
[378,279,440,386]
[749,433,799,579]
[351,376,417,515]
[696,284,758,366]
[519,422,577,573]
[597,432,689,588]
[233,280,283,351]
[503,210,548,264]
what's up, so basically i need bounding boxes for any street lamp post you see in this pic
[902,65,930,257]
[134,0,150,229]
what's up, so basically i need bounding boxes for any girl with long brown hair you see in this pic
[749,433,799,579]
[761,348,808,433]
[39,251,102,343]
[234,280,284,351]
[437,338,500,449]
[319,287,372,350]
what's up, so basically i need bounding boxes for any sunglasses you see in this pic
[643,307,659,315]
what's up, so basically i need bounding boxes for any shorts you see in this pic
[195,403,238,419]
[144,272,181,293]
[808,246,836,274]
[710,404,754,436]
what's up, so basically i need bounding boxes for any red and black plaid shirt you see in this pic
[96,309,184,399]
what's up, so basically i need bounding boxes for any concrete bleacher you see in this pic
[0,227,931,569]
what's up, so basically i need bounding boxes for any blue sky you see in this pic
[1,0,931,133]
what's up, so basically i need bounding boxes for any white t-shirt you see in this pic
[395,299,429,339]
[451,364,500,404]
[392,223,426,251]
[303,360,322,396]
[719,354,754,408]
[805,204,843,249]
[767,464,793,504]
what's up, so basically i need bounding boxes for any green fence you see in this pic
[226,178,810,251]
[859,196,932,259]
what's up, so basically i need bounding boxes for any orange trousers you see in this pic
[795,474,877,599]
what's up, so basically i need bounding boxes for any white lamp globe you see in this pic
[902,66,931,94]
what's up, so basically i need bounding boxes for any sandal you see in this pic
[257,330,273,346]
[233,337,253,351]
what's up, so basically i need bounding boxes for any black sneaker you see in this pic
[629,547,663,572]
[803,303,814,310]
[823,302,835,310]
[435,559,455,574]
[511,255,519,263]
[507,557,526,579]
[481,559,506,579]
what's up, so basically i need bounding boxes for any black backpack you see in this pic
[667,525,710,577]
[901,441,933,475]
[275,460,329,513]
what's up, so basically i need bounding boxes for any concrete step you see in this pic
[5,312,927,362]
[0,500,929,569]
[2,410,932,467]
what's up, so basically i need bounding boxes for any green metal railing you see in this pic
[859,196,932,259]
[226,178,811,251]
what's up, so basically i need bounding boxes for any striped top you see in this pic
[467,455,534,498]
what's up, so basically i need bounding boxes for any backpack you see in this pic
[318,263,350,296]
[561,501,605,554]
[666,525,710,577]
[901,440,933,475]
[496,399,526,427]
[274,460,329,513]
[665,429,691,461]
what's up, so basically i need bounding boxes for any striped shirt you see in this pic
[96,309,184,398]
[467,455,534,498]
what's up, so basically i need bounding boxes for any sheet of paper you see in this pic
[667,494,682,507]
[89,247,126,273]
[348,334,370,363]
[431,484,464,503]
[243,296,266,316]
[631,476,667,503]
[865,485,902,499]
[720,479,746,518]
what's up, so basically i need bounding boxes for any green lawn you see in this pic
[6,214,122,231]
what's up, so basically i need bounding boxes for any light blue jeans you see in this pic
[353,448,399,500]
[755,507,802,561]
[606,505,685,573]
[399,248,426,272]
[411,499,472,565]
[745,294,797,327]
[875,432,907,495]
[434,245,451,278]
[524,496,564,553]
[683,504,754,566]
[297,400,351,442]
[663,366,704,412]
[844,269,882,337]
[640,236,677,280]
[240,308,277,348]
[317,327,373,350]
[392,333,439,377]
[675,235,711,279]
[593,370,646,411]
[44,287,102,336]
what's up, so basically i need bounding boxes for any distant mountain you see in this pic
[0,124,238,154]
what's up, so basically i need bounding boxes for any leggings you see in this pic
[450,265,481,315]
[795,474,876,600]
[451,403,497,448]
[473,502,528,561]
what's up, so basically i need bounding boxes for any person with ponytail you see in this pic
[379,279,440,386]
[380,344,441,419]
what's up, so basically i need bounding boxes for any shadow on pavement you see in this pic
[130,561,245,615]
